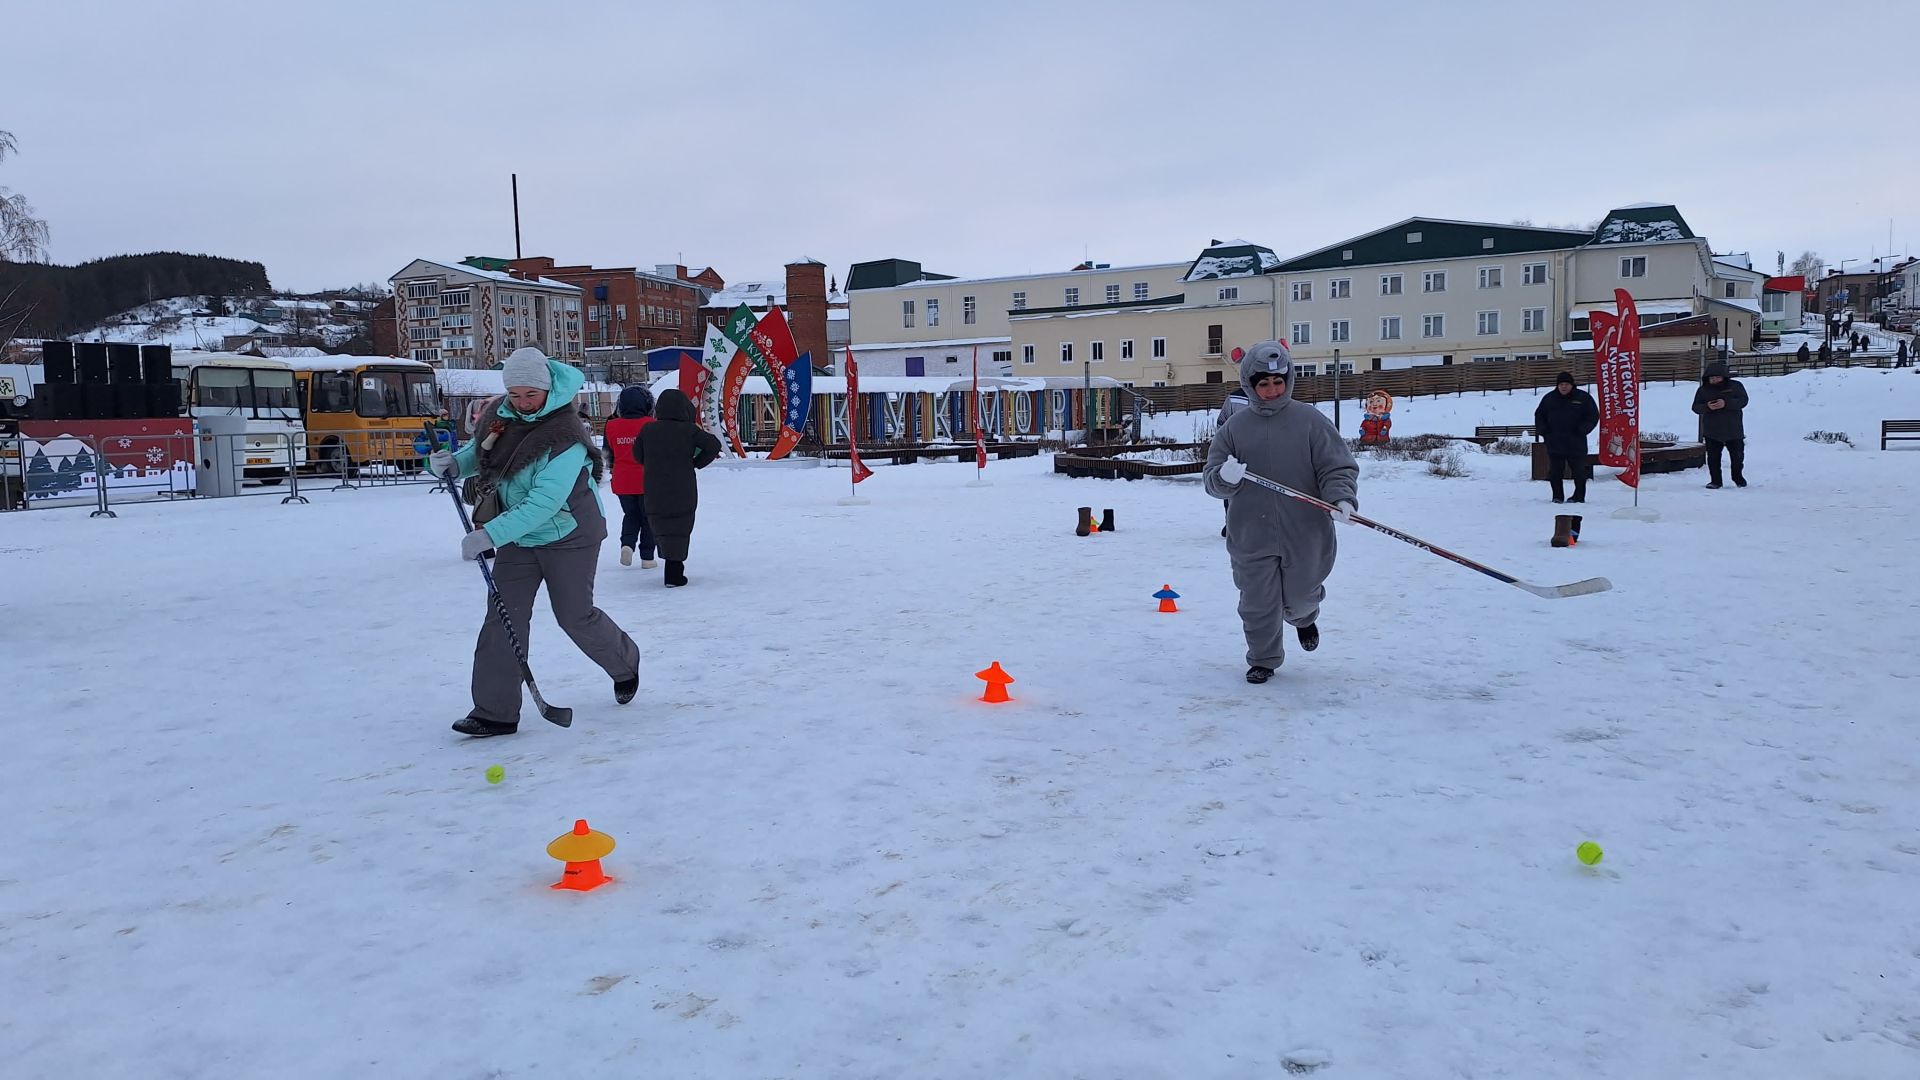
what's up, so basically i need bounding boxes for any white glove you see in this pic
[1218,456,1248,485]
[1331,500,1356,524]
[429,449,457,478]
[459,528,494,561]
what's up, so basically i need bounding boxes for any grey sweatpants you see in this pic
[469,535,639,725]
[1230,554,1322,670]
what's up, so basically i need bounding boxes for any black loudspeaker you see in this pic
[148,380,182,418]
[43,340,76,384]
[115,383,149,419]
[45,385,84,420]
[140,344,172,383]
[84,384,115,419]
[77,343,110,385]
[108,343,142,383]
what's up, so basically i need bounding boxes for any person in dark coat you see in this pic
[603,385,657,568]
[1691,359,1749,489]
[1817,341,1831,366]
[1795,342,1811,367]
[1533,371,1600,504]
[1900,339,1910,367]
[633,388,721,587]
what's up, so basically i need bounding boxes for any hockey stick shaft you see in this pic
[436,441,572,726]
[1238,469,1610,599]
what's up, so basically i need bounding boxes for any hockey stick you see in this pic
[1238,469,1612,600]
[435,444,573,727]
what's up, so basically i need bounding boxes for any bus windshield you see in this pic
[358,370,441,418]
[254,370,298,412]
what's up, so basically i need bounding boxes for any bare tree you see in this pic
[1790,250,1824,279]
[0,130,51,262]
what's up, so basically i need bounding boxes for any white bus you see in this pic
[169,352,309,482]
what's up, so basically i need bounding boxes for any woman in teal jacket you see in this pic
[431,349,640,737]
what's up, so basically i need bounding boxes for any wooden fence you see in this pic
[1135,350,1903,415]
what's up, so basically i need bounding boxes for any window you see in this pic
[1219,286,1239,301]
[616,303,627,321]
[1423,314,1445,338]
[410,305,439,320]
[405,281,436,299]
[1121,339,1134,359]
[1290,322,1311,345]
[1342,250,1353,261]
[1762,292,1785,313]
[1423,270,1447,293]
[440,314,473,328]
[1477,311,1500,335]
[1523,262,1548,285]
[1105,284,1121,304]
[1291,281,1312,302]
[1207,324,1223,354]
[1091,341,1105,362]
[312,371,355,412]
[992,349,1012,366]
[439,289,471,307]
[1329,278,1351,299]
[1482,239,1495,250]
[442,336,474,350]
[902,300,916,328]
[927,299,940,326]
[1408,231,1423,243]
[1022,344,1035,364]
[1472,354,1505,363]
[1479,267,1503,289]
[1523,307,1547,333]
[1330,320,1351,343]
[1152,337,1166,359]
[1723,282,1737,298]
[1012,291,1027,310]
[963,296,977,325]
[408,326,440,342]
[1204,370,1224,384]
[1134,282,1149,300]
[1514,352,1550,362]
[411,347,440,363]
[1571,315,1591,340]
[1295,364,1317,376]
[1064,287,1079,306]
[944,355,958,364]
[1381,274,1403,295]
[1380,316,1402,340]
[1620,256,1647,278]
[1060,342,1074,363]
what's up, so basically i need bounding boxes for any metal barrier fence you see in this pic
[0,430,454,515]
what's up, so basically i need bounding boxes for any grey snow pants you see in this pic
[1230,554,1322,670]
[468,534,639,725]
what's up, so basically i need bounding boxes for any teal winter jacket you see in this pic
[450,359,602,548]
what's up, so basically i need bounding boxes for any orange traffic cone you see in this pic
[547,818,615,892]
[1154,585,1180,613]
[975,661,1015,703]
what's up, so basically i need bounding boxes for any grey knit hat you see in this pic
[501,347,552,391]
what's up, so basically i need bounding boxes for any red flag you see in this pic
[752,306,808,460]
[1591,288,1642,488]
[677,356,708,415]
[971,346,987,470]
[845,346,873,484]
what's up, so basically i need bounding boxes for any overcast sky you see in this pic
[6,0,1916,293]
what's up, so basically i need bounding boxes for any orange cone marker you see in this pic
[547,818,615,892]
[1154,585,1180,613]
[976,661,1015,703]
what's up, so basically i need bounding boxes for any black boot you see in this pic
[664,560,688,587]
[1551,514,1572,548]
[1296,623,1319,652]
[1100,509,1116,533]
[452,716,519,738]
[614,673,639,705]
[1246,665,1274,684]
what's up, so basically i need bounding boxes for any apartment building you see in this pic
[505,257,707,351]
[387,258,582,368]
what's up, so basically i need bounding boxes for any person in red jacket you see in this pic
[602,385,658,567]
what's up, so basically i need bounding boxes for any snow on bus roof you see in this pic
[275,355,435,372]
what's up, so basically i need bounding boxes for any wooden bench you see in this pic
[1883,420,1920,450]
[1054,454,1205,480]
[1529,441,1705,480]
[1474,424,1535,440]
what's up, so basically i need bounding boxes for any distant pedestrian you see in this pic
[1818,341,1832,366]
[602,385,658,569]
[1796,342,1811,367]
[632,388,722,588]
[1534,371,1600,504]
[1899,339,1910,367]
[1692,360,1750,490]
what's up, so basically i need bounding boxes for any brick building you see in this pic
[507,258,709,350]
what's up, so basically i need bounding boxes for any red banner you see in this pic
[720,350,753,458]
[677,356,708,418]
[1591,287,1642,488]
[752,306,808,460]
[845,346,872,484]
[971,346,987,470]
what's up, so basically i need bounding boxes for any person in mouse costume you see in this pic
[429,348,641,737]
[1203,340,1360,684]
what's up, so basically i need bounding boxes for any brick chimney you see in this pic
[509,256,556,281]
[785,258,829,368]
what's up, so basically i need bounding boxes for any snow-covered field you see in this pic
[4,369,1918,1079]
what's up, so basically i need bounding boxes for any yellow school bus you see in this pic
[286,356,442,475]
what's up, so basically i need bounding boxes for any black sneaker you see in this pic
[1705,481,1723,490]
[614,674,639,705]
[1733,478,1747,488]
[1296,624,1319,652]
[451,717,519,738]
[1246,666,1274,684]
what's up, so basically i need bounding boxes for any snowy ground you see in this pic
[4,370,1919,1079]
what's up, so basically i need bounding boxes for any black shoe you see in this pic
[1733,477,1747,488]
[452,717,519,738]
[614,674,639,705]
[1246,665,1274,684]
[1552,497,1565,504]
[664,559,688,587]
[1706,481,1723,489]
[1568,495,1585,504]
[1296,624,1319,652]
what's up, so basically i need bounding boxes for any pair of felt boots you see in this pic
[1075,508,1116,536]
[1551,514,1584,549]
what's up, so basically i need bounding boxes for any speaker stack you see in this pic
[38,340,83,420]
[139,344,181,418]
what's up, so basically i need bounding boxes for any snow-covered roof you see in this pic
[849,335,1011,351]
[882,261,1188,291]
[1183,241,1280,282]
[827,309,850,320]
[256,346,329,358]
[393,260,580,293]
[704,280,784,307]
[1709,296,1763,315]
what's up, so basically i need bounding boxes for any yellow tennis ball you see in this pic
[1576,841,1603,866]
[485,765,505,784]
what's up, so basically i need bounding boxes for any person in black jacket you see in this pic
[632,388,722,587]
[1533,371,1600,503]
[1796,342,1811,367]
[1692,359,1749,488]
